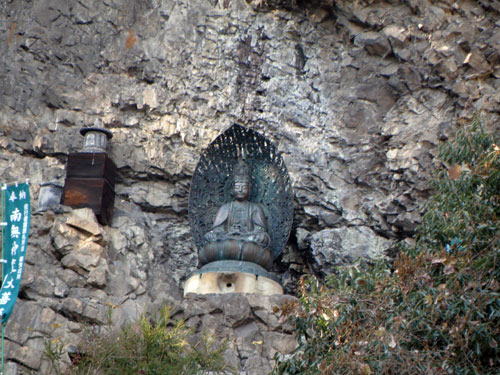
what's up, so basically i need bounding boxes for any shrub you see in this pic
[273,118,499,375]
[71,306,231,375]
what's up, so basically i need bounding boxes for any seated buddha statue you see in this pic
[199,159,273,270]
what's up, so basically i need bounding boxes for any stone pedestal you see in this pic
[184,260,283,296]
[184,271,283,295]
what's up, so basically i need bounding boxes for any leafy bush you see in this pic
[273,119,499,375]
[71,306,231,375]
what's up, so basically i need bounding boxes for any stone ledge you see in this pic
[184,271,283,295]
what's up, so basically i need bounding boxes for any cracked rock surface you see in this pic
[0,0,498,373]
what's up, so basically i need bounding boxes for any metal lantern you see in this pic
[80,127,113,153]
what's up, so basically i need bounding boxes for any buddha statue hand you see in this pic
[204,228,224,242]
[246,231,270,247]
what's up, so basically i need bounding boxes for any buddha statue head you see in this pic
[233,159,251,201]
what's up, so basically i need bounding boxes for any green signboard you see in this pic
[0,183,30,324]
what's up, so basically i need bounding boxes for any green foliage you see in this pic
[417,117,499,256]
[72,306,231,375]
[44,338,65,375]
[273,119,499,375]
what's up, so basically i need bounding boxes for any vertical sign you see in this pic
[0,183,30,324]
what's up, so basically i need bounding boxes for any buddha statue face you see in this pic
[233,180,250,201]
[233,159,251,201]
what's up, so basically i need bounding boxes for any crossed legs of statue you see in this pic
[199,240,273,270]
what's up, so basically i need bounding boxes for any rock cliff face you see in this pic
[0,0,498,373]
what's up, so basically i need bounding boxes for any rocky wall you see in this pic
[179,294,297,375]
[0,0,498,373]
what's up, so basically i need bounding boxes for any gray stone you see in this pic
[57,297,109,325]
[87,261,109,288]
[7,301,50,345]
[8,344,42,371]
[65,208,104,238]
[354,31,392,57]
[61,242,105,274]
[309,227,391,275]
[54,277,69,297]
[464,50,492,74]
[56,268,86,288]
[235,322,263,360]
[4,362,20,375]
[51,221,83,257]
[382,25,409,48]
[263,331,297,354]
[245,355,273,375]
[246,0,297,12]
[222,295,253,328]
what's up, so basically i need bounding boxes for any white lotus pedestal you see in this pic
[183,260,283,296]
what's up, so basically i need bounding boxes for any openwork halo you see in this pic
[189,124,294,260]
